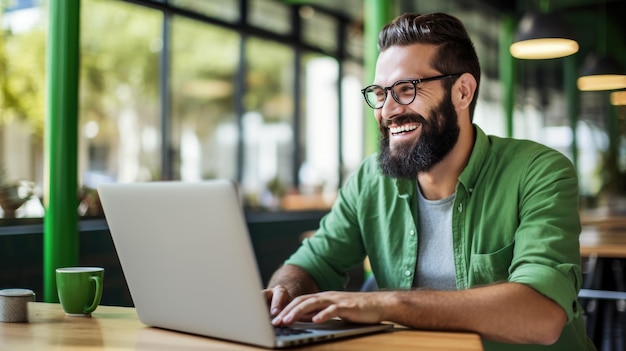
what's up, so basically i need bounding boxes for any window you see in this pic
[0,1,47,218]
[170,0,240,23]
[0,0,364,218]
[299,53,339,199]
[248,0,291,35]
[170,17,240,182]
[242,37,295,208]
[80,0,162,189]
[301,8,338,54]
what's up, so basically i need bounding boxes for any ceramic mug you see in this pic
[56,267,104,316]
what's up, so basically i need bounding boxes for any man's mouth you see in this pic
[389,123,420,136]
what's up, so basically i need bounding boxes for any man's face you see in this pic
[372,44,460,178]
[377,89,460,178]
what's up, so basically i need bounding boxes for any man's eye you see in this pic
[396,84,415,95]
[369,89,385,100]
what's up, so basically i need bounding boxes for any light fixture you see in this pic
[610,91,626,106]
[577,54,626,91]
[510,12,579,60]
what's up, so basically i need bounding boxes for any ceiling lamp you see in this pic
[510,12,579,60]
[577,54,626,91]
[610,91,626,106]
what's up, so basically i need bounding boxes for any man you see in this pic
[264,13,595,350]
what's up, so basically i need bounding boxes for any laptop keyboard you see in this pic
[274,326,313,336]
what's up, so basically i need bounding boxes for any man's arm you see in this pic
[272,282,566,345]
[383,282,566,345]
[263,264,320,316]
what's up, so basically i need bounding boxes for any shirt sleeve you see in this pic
[509,146,583,323]
[284,165,369,291]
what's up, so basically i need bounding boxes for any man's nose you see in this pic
[380,93,401,120]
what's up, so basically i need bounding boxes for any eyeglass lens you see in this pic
[363,81,416,109]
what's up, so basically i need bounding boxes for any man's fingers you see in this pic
[269,286,291,317]
[275,294,326,325]
[273,291,386,326]
[262,289,273,302]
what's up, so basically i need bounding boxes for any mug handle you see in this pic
[84,275,103,314]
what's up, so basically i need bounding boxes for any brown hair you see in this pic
[378,13,481,118]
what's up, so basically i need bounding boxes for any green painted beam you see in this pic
[499,15,515,138]
[43,0,81,302]
[363,0,392,156]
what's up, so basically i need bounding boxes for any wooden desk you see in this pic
[0,303,484,351]
[577,224,626,347]
[580,225,626,258]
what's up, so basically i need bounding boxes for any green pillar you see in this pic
[363,0,392,156]
[499,15,516,138]
[43,0,81,302]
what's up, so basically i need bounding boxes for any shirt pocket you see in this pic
[469,242,514,286]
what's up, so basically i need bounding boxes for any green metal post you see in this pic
[43,0,81,302]
[499,15,516,138]
[363,0,392,156]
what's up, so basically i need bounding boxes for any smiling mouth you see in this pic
[389,123,420,136]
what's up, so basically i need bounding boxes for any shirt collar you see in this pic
[457,124,488,193]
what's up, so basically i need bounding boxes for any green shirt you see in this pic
[285,125,595,350]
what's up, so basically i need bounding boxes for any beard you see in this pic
[377,89,460,179]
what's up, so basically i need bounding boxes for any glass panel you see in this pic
[79,0,162,215]
[170,17,240,182]
[248,0,291,35]
[301,7,338,54]
[0,1,47,218]
[288,52,339,211]
[345,19,363,60]
[170,0,239,23]
[576,92,612,201]
[341,60,364,180]
[243,37,294,209]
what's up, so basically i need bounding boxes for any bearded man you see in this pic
[263,12,595,351]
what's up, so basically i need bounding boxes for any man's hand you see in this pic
[264,264,321,317]
[263,285,294,317]
[270,291,389,326]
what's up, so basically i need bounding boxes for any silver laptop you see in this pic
[98,180,392,348]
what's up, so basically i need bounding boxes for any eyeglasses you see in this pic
[360,74,461,109]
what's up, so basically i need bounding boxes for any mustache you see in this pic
[380,113,428,129]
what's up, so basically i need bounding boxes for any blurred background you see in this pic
[1,2,626,347]
[0,0,624,217]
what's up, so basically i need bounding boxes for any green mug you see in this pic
[56,267,104,316]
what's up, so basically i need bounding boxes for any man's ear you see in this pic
[453,73,477,111]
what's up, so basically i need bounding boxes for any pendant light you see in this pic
[576,3,626,91]
[577,54,626,91]
[510,11,579,60]
[611,91,626,106]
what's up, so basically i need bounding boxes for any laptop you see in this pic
[98,180,392,348]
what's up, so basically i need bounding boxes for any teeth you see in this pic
[390,124,419,134]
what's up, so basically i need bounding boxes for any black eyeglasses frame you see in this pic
[360,73,462,109]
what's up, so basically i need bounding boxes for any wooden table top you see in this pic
[580,225,626,258]
[0,303,484,351]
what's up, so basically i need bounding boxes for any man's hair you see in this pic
[378,13,481,119]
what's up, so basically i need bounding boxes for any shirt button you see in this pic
[404,270,411,277]
[409,230,415,236]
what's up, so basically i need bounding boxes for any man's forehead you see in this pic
[373,44,438,84]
